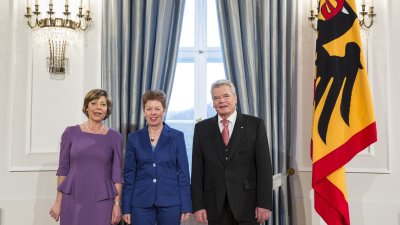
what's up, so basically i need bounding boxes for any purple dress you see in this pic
[56,125,123,225]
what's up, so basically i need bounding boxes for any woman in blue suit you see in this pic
[122,90,191,225]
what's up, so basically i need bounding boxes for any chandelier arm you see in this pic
[359,4,376,29]
[309,2,376,31]
[308,9,318,32]
[26,19,38,29]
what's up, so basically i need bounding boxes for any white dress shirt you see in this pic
[218,110,237,139]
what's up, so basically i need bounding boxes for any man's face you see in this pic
[212,85,237,119]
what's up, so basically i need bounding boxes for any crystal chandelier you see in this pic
[24,0,92,79]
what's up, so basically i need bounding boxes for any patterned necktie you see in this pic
[221,119,229,145]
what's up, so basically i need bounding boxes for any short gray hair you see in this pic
[210,79,237,96]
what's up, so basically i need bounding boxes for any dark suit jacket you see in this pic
[122,123,191,214]
[191,113,272,222]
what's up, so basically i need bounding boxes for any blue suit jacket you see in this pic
[122,123,191,214]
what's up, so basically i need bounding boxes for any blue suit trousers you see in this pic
[132,205,181,225]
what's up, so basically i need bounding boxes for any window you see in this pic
[166,0,226,168]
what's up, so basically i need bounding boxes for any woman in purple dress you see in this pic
[49,89,123,225]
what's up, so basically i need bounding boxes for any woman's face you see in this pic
[144,100,165,127]
[86,96,108,122]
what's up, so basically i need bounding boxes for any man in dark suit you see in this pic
[191,79,273,225]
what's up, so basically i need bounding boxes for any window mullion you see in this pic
[196,0,208,120]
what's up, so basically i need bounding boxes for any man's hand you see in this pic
[193,209,208,223]
[255,207,271,224]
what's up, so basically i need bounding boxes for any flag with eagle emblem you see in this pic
[311,0,377,224]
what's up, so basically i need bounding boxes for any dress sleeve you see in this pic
[56,126,72,176]
[112,131,124,183]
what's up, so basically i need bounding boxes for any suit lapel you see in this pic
[155,123,170,152]
[138,127,153,152]
[227,113,245,161]
[138,123,171,152]
[210,115,226,163]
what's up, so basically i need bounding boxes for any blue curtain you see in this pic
[101,0,296,224]
[101,0,185,136]
[216,0,297,224]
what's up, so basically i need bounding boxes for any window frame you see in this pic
[170,0,224,122]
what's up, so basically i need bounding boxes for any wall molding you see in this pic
[8,0,102,172]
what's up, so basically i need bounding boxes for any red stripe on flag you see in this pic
[314,178,350,225]
[312,122,377,185]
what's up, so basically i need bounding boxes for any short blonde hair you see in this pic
[82,89,112,120]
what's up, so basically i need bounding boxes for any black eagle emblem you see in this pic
[315,1,363,143]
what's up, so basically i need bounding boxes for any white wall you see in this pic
[292,1,400,225]
[0,0,102,224]
[2,0,400,225]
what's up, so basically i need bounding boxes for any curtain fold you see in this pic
[102,0,185,137]
[216,0,297,224]
[102,0,296,224]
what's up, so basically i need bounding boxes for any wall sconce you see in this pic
[359,0,376,29]
[308,3,318,32]
[308,0,376,32]
[24,0,91,79]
